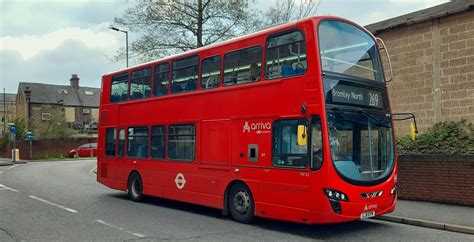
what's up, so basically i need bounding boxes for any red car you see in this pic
[67,143,98,158]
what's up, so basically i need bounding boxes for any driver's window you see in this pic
[200,55,220,89]
[272,119,309,168]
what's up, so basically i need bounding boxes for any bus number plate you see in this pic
[360,211,375,219]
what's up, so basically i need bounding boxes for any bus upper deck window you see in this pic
[154,63,169,96]
[266,30,307,79]
[171,55,199,94]
[223,46,262,86]
[130,68,152,100]
[200,55,221,89]
[110,73,129,103]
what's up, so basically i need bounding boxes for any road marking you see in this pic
[96,219,146,238]
[7,165,18,170]
[0,184,18,192]
[29,195,78,213]
[89,165,97,174]
[0,171,3,174]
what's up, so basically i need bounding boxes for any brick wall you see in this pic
[1,138,97,160]
[398,155,474,206]
[374,10,474,135]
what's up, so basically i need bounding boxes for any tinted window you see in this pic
[223,46,262,86]
[110,74,128,102]
[311,118,323,170]
[118,129,125,157]
[105,128,116,156]
[168,125,195,161]
[154,63,169,96]
[272,119,308,168]
[200,55,220,89]
[127,127,149,158]
[266,30,307,79]
[150,126,166,159]
[130,68,152,100]
[171,55,198,93]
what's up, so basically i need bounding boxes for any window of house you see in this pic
[266,30,307,79]
[127,127,149,158]
[272,119,309,168]
[110,73,129,102]
[118,129,125,157]
[130,68,152,100]
[154,63,169,96]
[223,46,262,86]
[105,128,116,156]
[150,125,166,159]
[171,55,199,94]
[168,125,195,161]
[200,55,220,89]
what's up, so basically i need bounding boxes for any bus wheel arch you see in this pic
[127,171,144,202]
[225,180,255,224]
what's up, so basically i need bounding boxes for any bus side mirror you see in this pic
[297,125,307,146]
[376,37,393,83]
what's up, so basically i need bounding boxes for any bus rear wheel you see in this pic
[128,172,143,202]
[228,183,254,223]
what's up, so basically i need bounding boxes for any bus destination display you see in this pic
[329,84,384,108]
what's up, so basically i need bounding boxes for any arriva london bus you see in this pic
[97,16,397,224]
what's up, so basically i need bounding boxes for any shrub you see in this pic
[397,119,474,155]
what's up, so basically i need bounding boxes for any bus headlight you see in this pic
[390,185,397,195]
[324,188,349,202]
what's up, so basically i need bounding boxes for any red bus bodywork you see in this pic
[97,16,397,224]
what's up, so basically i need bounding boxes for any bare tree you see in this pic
[262,0,321,26]
[113,0,255,63]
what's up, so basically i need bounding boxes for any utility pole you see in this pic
[3,88,6,137]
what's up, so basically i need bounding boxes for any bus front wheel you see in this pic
[229,183,254,223]
[128,172,143,202]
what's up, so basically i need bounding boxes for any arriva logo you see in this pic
[243,121,251,133]
[243,121,271,134]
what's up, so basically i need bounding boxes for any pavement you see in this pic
[0,158,27,166]
[376,200,474,235]
[1,158,473,237]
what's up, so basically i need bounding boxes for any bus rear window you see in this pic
[110,74,129,103]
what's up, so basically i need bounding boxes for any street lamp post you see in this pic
[110,27,129,68]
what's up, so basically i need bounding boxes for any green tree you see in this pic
[11,118,27,140]
[30,106,76,140]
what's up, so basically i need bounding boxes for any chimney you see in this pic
[70,74,79,89]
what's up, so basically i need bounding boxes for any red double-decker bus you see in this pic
[97,16,397,224]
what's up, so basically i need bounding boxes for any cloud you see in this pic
[0,0,130,36]
[0,39,123,92]
[1,24,121,60]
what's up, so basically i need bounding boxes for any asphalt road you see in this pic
[0,160,472,241]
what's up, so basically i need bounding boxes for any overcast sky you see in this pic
[0,0,449,93]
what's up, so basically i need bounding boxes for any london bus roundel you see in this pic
[175,173,186,189]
